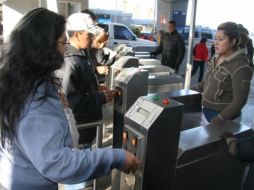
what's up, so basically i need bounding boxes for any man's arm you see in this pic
[175,36,186,72]
[151,35,164,56]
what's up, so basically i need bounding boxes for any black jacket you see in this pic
[152,30,185,72]
[60,45,106,144]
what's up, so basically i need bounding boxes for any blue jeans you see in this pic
[203,107,241,122]
[203,107,220,122]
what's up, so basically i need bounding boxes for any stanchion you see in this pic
[76,120,103,190]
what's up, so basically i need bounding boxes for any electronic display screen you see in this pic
[136,107,150,118]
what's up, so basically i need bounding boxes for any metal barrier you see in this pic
[76,120,104,190]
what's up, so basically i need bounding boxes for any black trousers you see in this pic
[191,60,205,82]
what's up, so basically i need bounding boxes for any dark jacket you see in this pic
[246,38,254,68]
[152,30,185,72]
[89,48,111,84]
[60,44,106,144]
[236,136,254,190]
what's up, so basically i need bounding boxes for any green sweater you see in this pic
[193,48,253,121]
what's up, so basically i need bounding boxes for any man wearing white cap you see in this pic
[60,13,116,147]
[58,13,138,190]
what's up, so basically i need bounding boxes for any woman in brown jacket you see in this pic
[192,22,253,124]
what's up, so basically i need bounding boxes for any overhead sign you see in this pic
[173,10,186,27]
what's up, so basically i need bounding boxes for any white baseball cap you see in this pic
[66,12,103,35]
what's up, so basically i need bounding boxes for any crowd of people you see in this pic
[0,8,139,190]
[0,6,254,190]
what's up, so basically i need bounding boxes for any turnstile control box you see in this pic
[113,68,149,148]
[120,96,184,190]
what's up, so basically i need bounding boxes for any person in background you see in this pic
[81,9,97,22]
[191,38,209,82]
[210,43,216,58]
[238,24,254,69]
[81,9,114,83]
[192,22,253,125]
[0,8,139,190]
[150,20,185,74]
[59,12,116,147]
[220,131,254,190]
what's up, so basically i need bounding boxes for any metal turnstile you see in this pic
[148,74,184,93]
[107,56,139,90]
[113,91,253,190]
[139,65,171,75]
[138,58,185,94]
[138,58,161,65]
[113,68,149,148]
[119,96,184,190]
[175,120,253,190]
[148,89,202,130]
[112,68,149,190]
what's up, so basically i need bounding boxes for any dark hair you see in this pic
[81,9,97,22]
[168,20,176,27]
[201,38,207,43]
[0,8,66,146]
[238,24,249,35]
[237,24,249,48]
[67,30,75,38]
[217,22,240,49]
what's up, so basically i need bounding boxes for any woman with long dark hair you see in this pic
[0,8,139,190]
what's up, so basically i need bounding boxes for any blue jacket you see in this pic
[0,83,125,190]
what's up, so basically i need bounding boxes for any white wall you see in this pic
[155,0,188,43]
[2,0,38,41]
[156,0,188,31]
[2,0,89,42]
